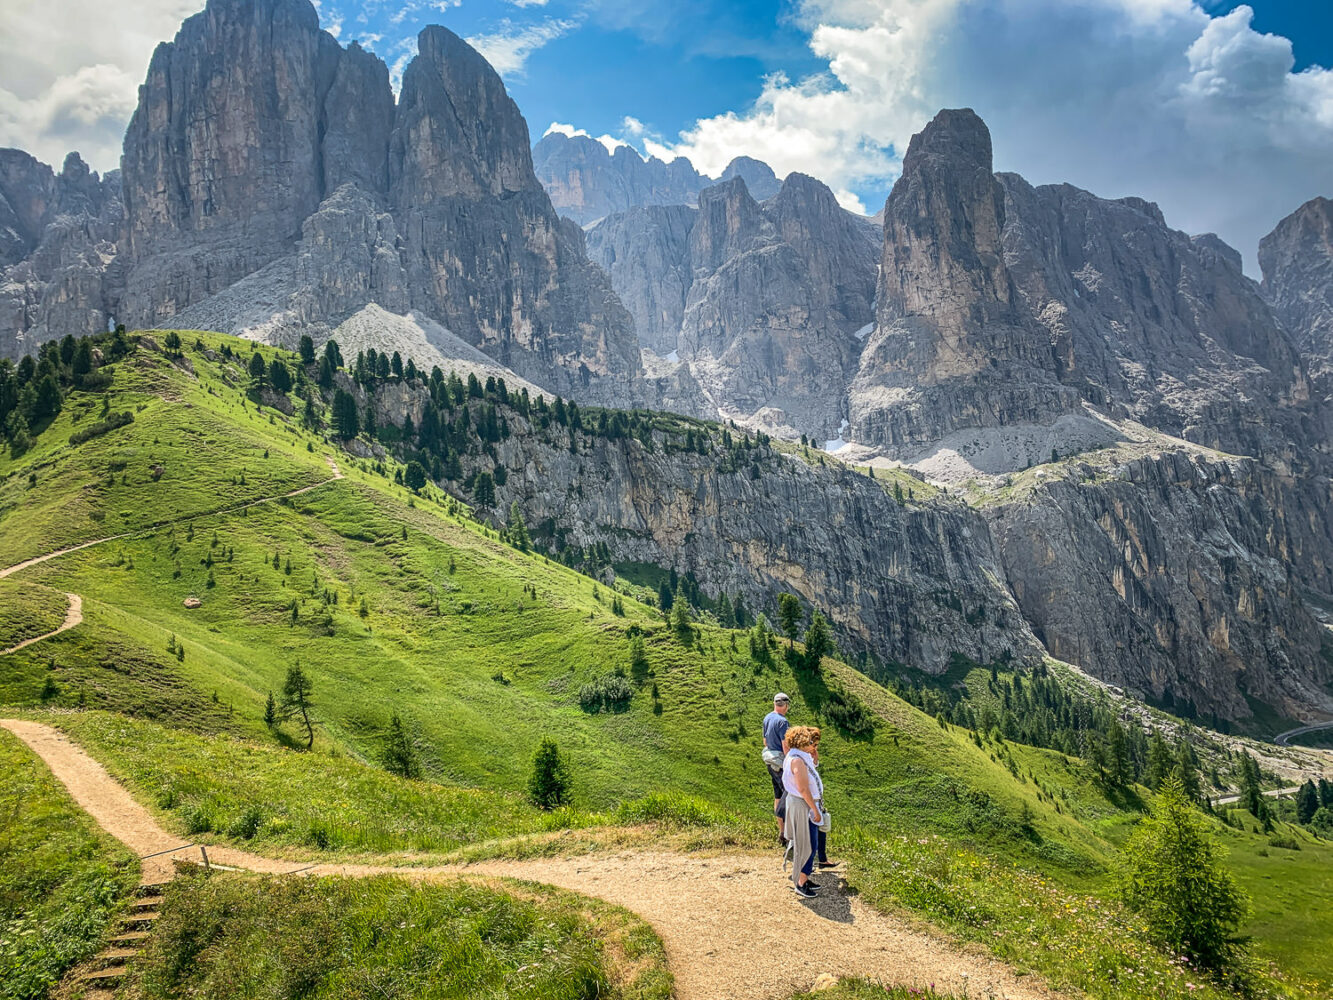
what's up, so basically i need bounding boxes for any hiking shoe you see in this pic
[794,883,819,898]
[805,880,821,890]
[817,859,840,868]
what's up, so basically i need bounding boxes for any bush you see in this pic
[182,803,214,835]
[226,806,264,841]
[528,738,572,810]
[1120,778,1250,971]
[822,684,875,737]
[68,410,133,445]
[1266,833,1301,851]
[578,673,633,713]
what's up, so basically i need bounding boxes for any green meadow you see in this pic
[2,332,1331,999]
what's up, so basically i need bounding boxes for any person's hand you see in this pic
[810,806,822,824]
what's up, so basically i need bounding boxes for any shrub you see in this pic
[1120,778,1250,971]
[226,806,264,841]
[1266,833,1301,851]
[822,683,874,737]
[578,673,633,713]
[182,803,214,835]
[529,738,572,809]
[68,410,133,445]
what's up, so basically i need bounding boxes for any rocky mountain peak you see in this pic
[878,106,1017,346]
[719,155,781,201]
[690,176,765,271]
[393,25,538,203]
[1260,196,1333,393]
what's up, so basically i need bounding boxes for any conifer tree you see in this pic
[279,663,317,749]
[383,712,420,778]
[508,501,530,551]
[528,738,572,809]
[777,592,803,647]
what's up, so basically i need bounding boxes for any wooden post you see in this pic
[200,845,211,870]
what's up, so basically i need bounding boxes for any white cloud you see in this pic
[465,18,577,79]
[641,0,1333,268]
[507,0,551,6]
[0,0,201,172]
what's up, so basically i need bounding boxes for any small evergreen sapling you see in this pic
[529,738,572,809]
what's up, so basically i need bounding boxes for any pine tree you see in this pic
[658,580,674,612]
[778,592,803,647]
[508,501,530,551]
[332,389,359,439]
[279,663,317,749]
[1121,778,1250,971]
[717,592,735,628]
[268,358,292,394]
[298,334,315,364]
[528,738,572,809]
[383,712,420,778]
[264,691,276,727]
[1296,779,1320,825]
[803,610,832,671]
[1172,740,1200,801]
[248,351,266,385]
[1146,731,1172,789]
[404,460,428,493]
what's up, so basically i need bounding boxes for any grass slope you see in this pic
[0,729,138,1000]
[2,333,1330,998]
[120,869,671,1000]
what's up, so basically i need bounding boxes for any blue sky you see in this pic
[1,0,1330,270]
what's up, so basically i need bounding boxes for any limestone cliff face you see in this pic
[532,131,781,225]
[851,109,1312,467]
[0,151,122,358]
[988,452,1333,722]
[587,173,879,438]
[16,0,644,407]
[481,410,1037,673]
[1261,197,1333,398]
[585,204,696,355]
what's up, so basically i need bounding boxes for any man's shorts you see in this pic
[768,764,785,799]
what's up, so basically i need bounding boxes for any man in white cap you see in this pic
[761,692,791,842]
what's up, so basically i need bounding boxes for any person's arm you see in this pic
[791,758,822,823]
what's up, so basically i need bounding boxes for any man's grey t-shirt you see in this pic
[762,711,789,756]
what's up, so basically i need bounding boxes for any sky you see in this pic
[1,0,1330,272]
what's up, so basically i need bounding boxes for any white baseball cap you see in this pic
[774,692,790,704]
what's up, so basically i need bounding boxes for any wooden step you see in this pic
[110,931,151,944]
[120,911,159,928]
[78,967,126,982]
[132,895,164,909]
[96,948,140,963]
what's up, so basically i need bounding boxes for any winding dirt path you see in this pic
[1,592,82,654]
[0,457,344,583]
[2,718,1058,1000]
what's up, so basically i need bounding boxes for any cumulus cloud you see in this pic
[632,0,1333,269]
[466,18,577,78]
[0,0,201,172]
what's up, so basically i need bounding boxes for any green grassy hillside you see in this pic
[2,332,1330,999]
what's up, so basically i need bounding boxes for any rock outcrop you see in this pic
[0,151,122,358]
[532,130,781,224]
[987,452,1333,722]
[851,109,1312,469]
[1260,197,1333,398]
[587,173,879,437]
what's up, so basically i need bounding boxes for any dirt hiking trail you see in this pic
[2,718,1058,1000]
[0,456,343,582]
[1,592,82,654]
